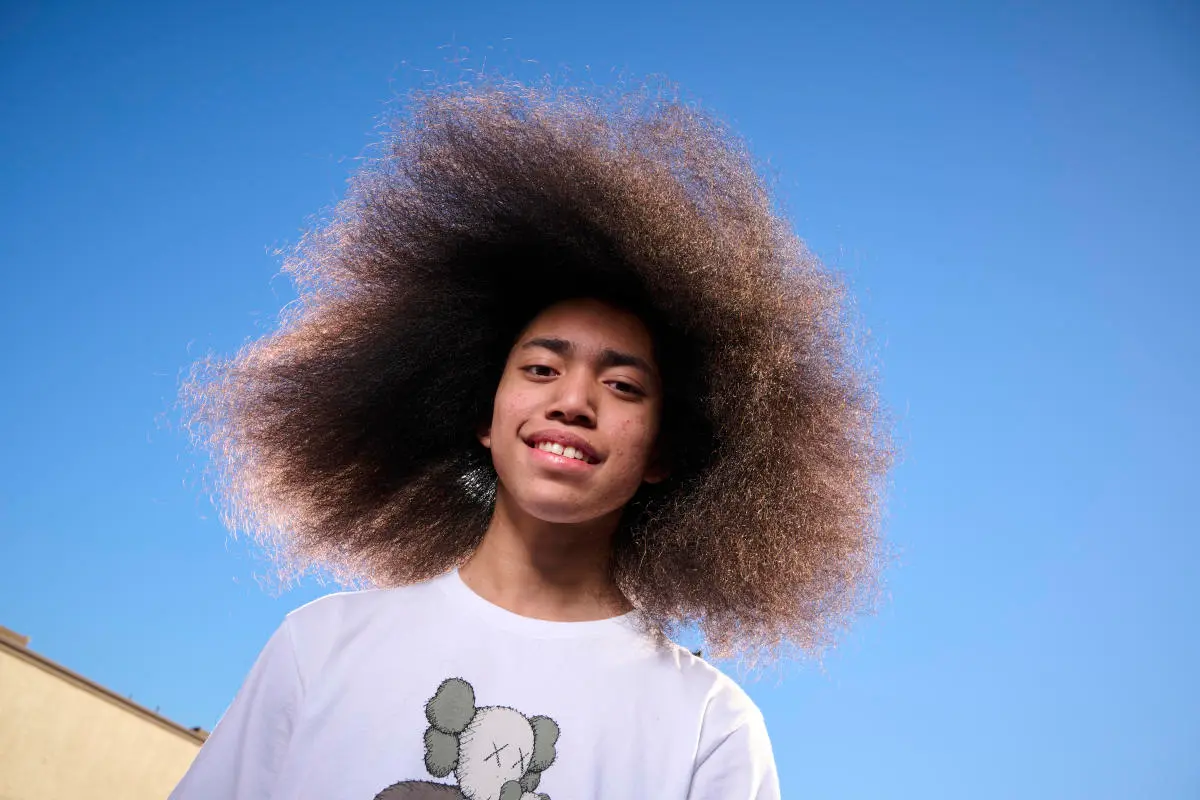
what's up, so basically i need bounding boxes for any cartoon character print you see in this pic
[373,678,560,800]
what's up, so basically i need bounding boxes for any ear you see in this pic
[426,678,476,734]
[423,728,460,778]
[527,715,560,773]
[477,422,492,450]
[642,443,670,485]
[643,462,669,485]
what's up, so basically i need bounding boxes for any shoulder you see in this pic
[286,571,448,628]
[684,650,765,729]
[661,649,778,795]
[280,574,450,682]
[644,644,776,792]
[285,584,399,630]
[639,640,766,731]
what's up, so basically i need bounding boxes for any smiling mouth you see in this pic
[525,439,599,465]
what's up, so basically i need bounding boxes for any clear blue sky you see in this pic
[1,1,1196,797]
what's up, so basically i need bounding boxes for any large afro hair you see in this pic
[182,79,893,659]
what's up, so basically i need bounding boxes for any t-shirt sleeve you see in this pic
[687,694,781,800]
[169,617,304,800]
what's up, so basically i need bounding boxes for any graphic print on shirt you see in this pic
[373,677,560,800]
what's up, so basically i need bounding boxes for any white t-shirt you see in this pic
[171,570,780,800]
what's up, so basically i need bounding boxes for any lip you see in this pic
[522,429,602,464]
[527,445,596,472]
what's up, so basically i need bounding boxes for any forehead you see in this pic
[518,298,655,357]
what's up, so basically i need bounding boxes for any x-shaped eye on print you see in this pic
[487,742,510,767]
[510,746,527,772]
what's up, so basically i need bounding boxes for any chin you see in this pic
[521,499,608,525]
[511,487,622,526]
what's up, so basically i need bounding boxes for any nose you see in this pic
[546,370,596,427]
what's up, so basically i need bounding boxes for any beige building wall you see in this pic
[0,627,205,800]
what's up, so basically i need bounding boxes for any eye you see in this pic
[521,364,558,378]
[606,379,645,397]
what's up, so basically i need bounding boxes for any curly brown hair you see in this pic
[183,79,893,659]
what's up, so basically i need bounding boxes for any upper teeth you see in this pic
[537,441,589,461]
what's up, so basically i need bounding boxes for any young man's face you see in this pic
[479,298,667,526]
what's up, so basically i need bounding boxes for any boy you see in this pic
[174,80,891,799]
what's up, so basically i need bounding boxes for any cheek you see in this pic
[490,379,534,432]
[496,391,535,429]
[488,388,542,464]
[610,415,659,463]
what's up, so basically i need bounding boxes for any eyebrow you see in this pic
[521,336,657,377]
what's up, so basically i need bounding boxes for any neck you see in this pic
[459,486,632,622]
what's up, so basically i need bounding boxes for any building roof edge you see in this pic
[0,629,208,745]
